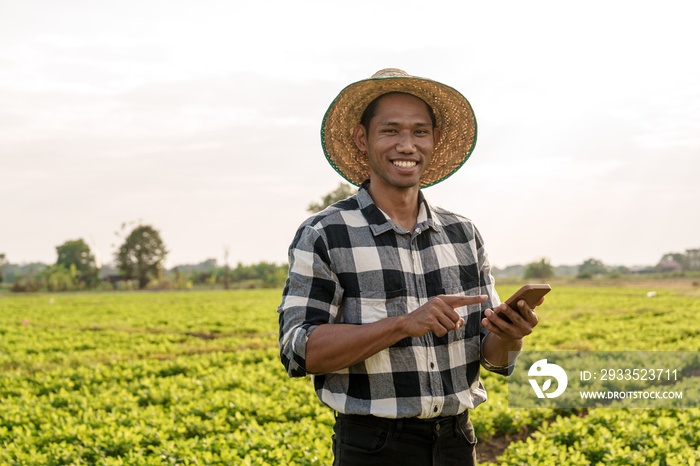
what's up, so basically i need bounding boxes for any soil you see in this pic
[476,409,590,464]
[476,426,537,464]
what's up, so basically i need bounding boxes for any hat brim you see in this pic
[321,74,477,188]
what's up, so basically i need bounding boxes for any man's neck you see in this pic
[367,180,420,233]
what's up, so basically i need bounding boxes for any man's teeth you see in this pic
[392,160,417,168]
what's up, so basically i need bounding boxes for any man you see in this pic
[277,69,541,465]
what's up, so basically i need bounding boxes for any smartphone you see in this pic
[497,284,551,323]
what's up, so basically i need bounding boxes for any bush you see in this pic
[146,280,174,291]
[114,280,139,291]
[524,258,555,280]
[10,276,41,292]
[43,266,77,292]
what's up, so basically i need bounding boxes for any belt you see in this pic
[336,410,469,435]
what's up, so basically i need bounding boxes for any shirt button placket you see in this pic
[410,236,426,304]
[412,232,441,416]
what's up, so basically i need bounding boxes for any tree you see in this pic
[683,248,700,271]
[577,258,608,279]
[524,258,555,280]
[660,252,684,264]
[307,182,355,213]
[55,239,99,287]
[223,246,230,290]
[656,249,700,272]
[115,224,168,289]
[0,253,6,283]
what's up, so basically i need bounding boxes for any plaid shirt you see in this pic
[277,181,512,419]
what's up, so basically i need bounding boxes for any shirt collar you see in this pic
[356,179,442,236]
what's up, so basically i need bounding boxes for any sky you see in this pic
[1,0,699,270]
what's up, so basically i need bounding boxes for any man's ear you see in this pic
[353,124,368,152]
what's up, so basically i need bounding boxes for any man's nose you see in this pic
[396,132,416,153]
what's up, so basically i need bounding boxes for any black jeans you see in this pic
[332,411,477,465]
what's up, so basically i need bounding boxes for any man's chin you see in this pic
[369,171,424,190]
[393,175,424,189]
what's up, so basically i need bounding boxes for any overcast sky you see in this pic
[2,0,699,270]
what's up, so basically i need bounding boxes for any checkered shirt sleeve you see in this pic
[277,217,344,377]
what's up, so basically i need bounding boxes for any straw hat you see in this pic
[321,68,477,188]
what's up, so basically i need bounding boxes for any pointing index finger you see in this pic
[440,294,488,309]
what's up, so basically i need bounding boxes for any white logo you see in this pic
[528,359,568,398]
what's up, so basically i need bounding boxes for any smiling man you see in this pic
[278,69,541,465]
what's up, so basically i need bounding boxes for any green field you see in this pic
[1,281,699,465]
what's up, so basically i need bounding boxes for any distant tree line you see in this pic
[3,238,698,292]
[1,222,287,292]
[492,249,700,280]
[172,259,288,290]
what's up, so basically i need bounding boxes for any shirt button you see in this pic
[436,423,441,431]
[433,406,438,413]
[430,362,435,369]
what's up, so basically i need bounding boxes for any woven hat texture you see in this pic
[321,68,477,187]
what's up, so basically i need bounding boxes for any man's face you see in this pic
[353,93,440,191]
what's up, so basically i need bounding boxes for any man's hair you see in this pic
[359,92,437,130]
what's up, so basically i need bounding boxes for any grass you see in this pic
[0,279,698,464]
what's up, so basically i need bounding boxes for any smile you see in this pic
[392,160,417,168]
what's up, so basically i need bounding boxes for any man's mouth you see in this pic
[392,160,417,168]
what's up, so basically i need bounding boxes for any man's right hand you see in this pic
[400,294,488,338]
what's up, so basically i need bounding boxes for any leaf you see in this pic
[542,378,552,392]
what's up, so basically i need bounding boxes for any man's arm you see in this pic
[277,223,344,378]
[306,294,488,374]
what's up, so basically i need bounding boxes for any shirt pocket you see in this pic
[340,288,408,325]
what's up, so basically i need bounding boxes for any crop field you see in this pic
[1,281,699,465]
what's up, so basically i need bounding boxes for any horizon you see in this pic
[2,249,683,272]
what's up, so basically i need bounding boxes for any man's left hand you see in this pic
[480,297,544,341]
